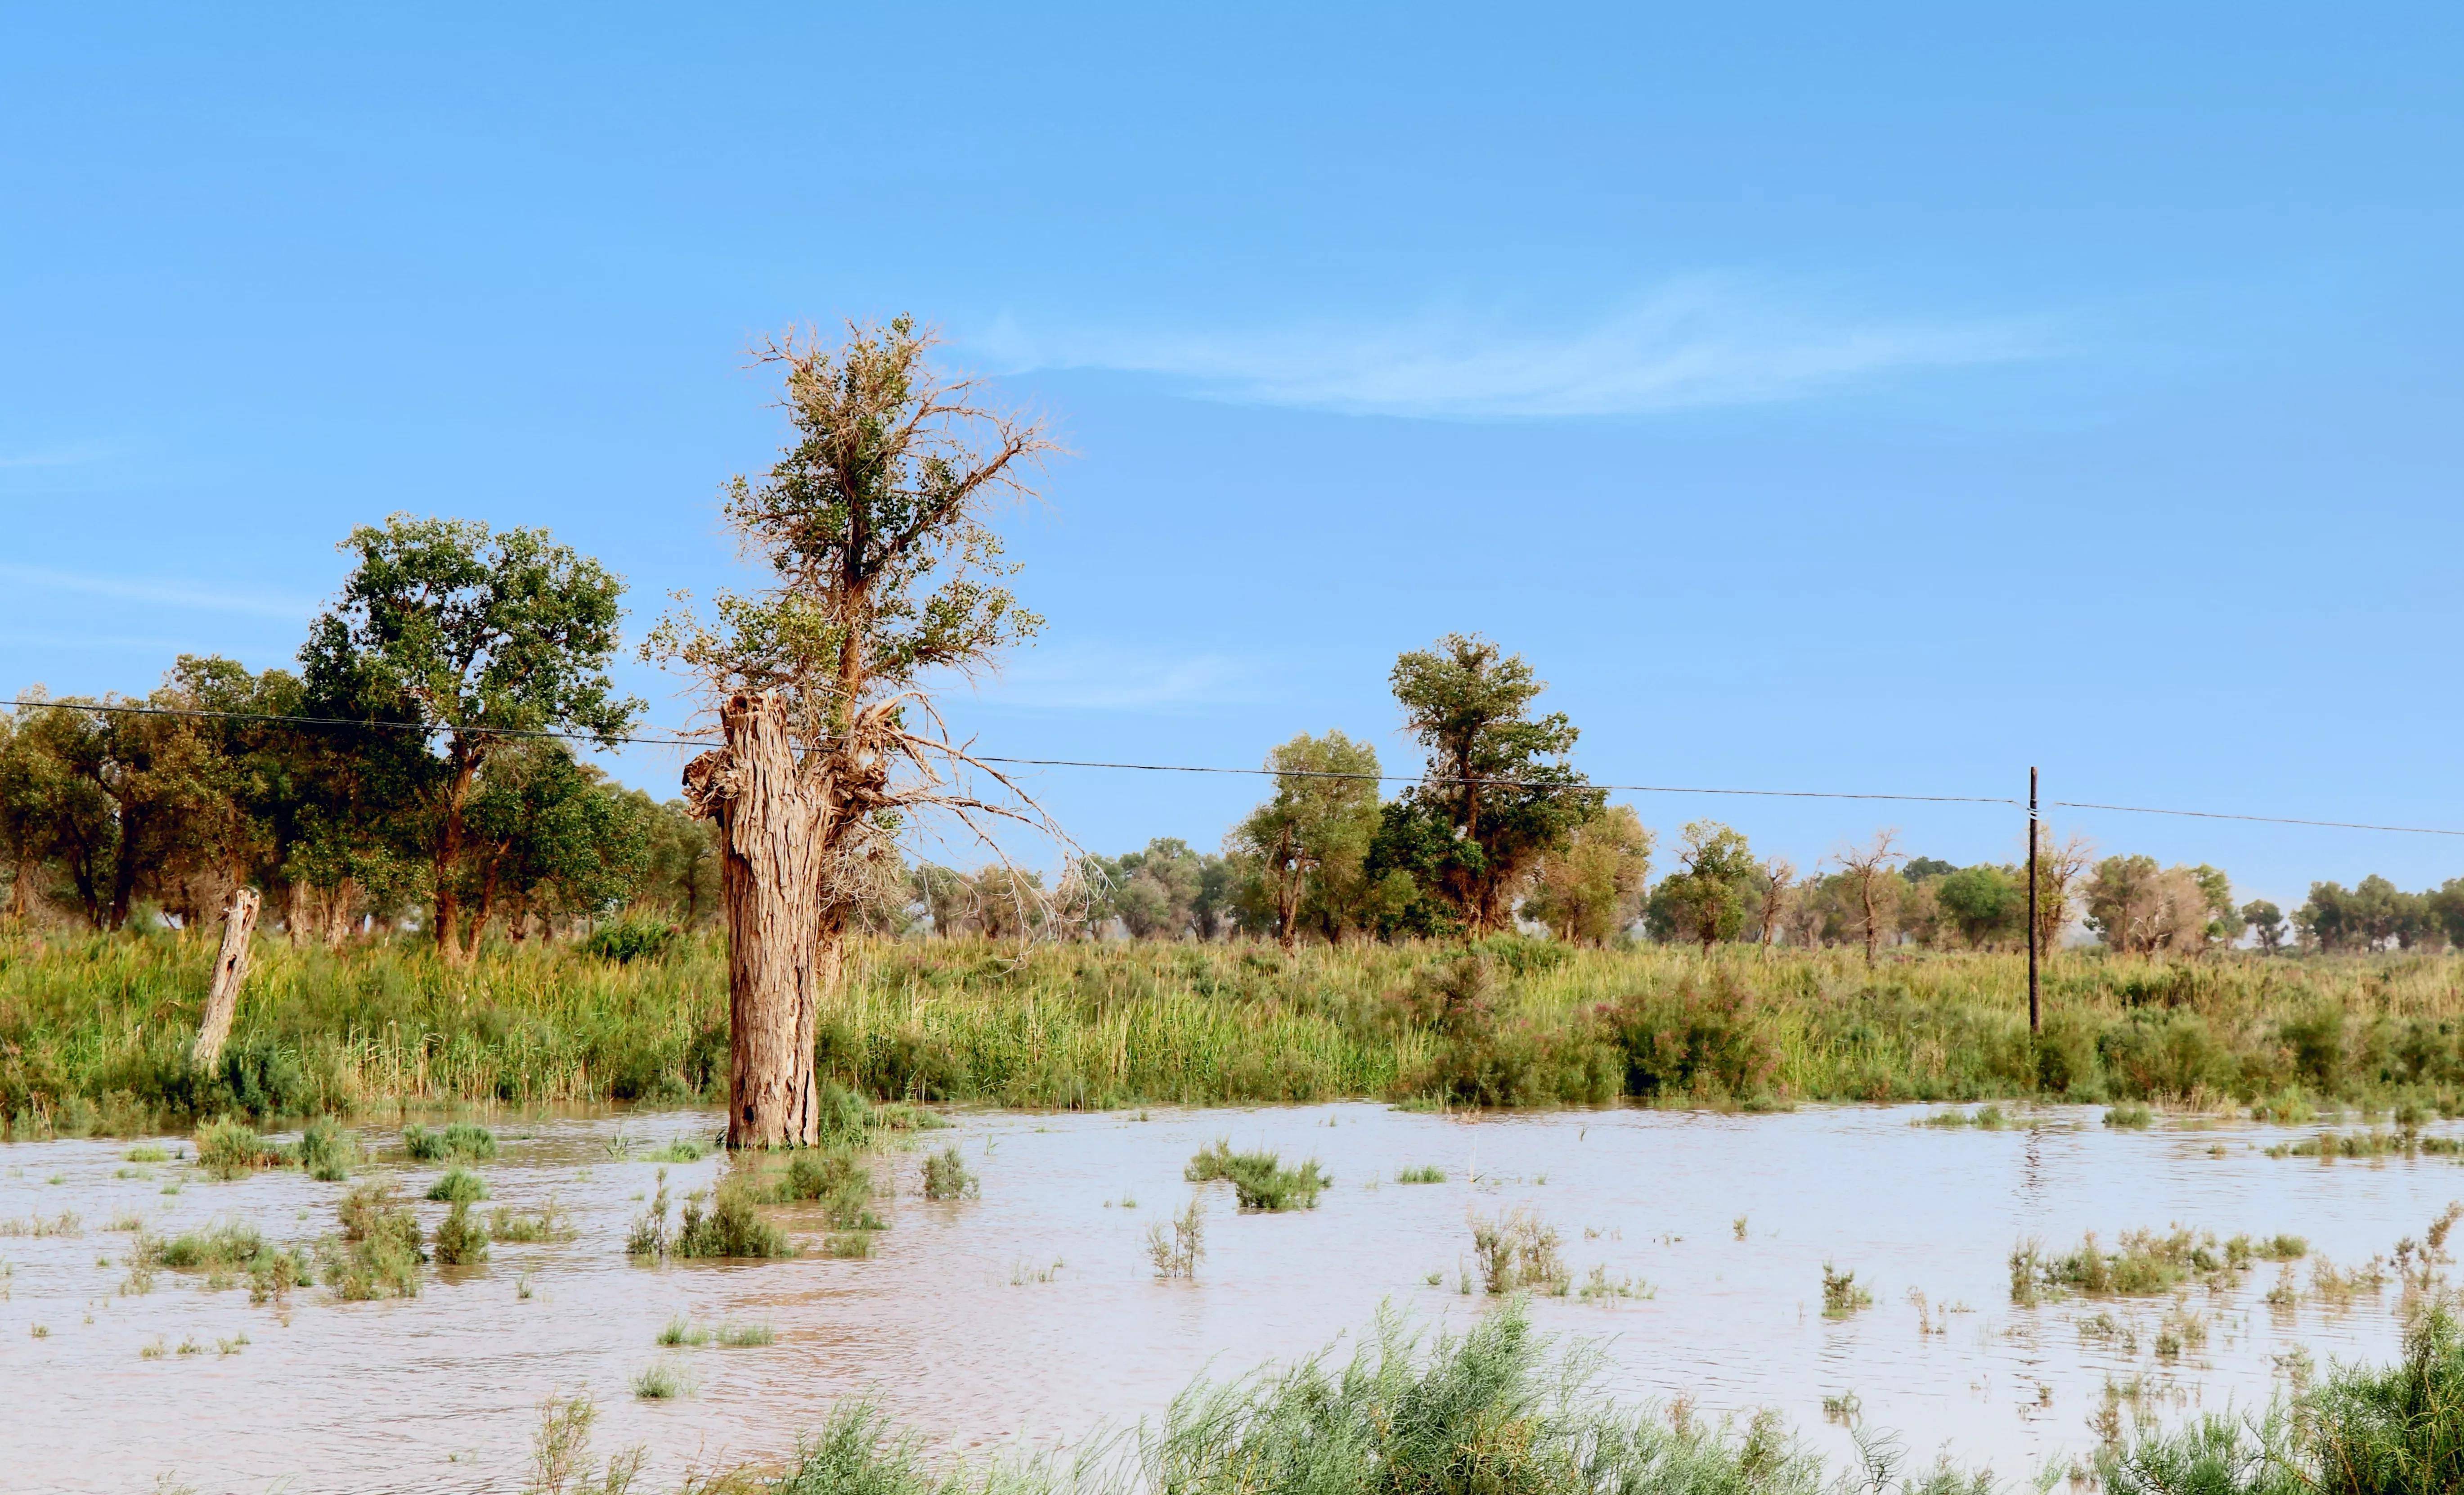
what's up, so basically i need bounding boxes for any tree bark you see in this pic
[686,691,827,1149]
[191,887,261,1070]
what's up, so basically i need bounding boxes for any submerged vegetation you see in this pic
[21,936,2464,1124]
[2013,1227,2310,1306]
[1186,1141,1329,1211]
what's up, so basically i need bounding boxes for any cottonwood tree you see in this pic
[1647,820,1757,950]
[649,317,1060,1148]
[1228,731,1383,952]
[2241,899,2286,953]
[302,515,638,966]
[1367,635,1601,937]
[1831,829,1906,967]
[1520,804,1652,946]
[2027,829,2092,959]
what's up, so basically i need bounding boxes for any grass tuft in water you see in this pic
[123,1144,168,1164]
[2104,1103,2155,1130]
[1396,1165,1445,1184]
[195,1118,285,1179]
[426,1166,489,1203]
[672,1173,795,1259]
[525,1394,647,1495]
[324,1178,425,1298]
[1471,1209,1569,1296]
[1186,1141,1330,1211]
[291,1117,361,1181]
[921,1146,978,1201]
[403,1121,498,1163]
[1821,1263,1874,1316]
[434,1199,489,1265]
[489,1201,577,1243]
[1147,1198,1205,1279]
[631,1360,691,1400]
[658,1314,712,1347]
[715,1321,775,1347]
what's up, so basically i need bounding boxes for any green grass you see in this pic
[2011,1226,2305,1304]
[20,932,2464,1122]
[290,1117,360,1180]
[194,1118,284,1178]
[403,1121,496,1162]
[433,1199,489,1265]
[1186,1141,1329,1211]
[425,1166,489,1203]
[658,1314,711,1347]
[324,1178,424,1298]
[631,1360,691,1400]
[1396,1165,1445,1184]
[716,1321,776,1347]
[2104,1103,2155,1129]
[486,1201,574,1243]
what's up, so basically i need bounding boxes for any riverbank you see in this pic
[5,931,2464,1130]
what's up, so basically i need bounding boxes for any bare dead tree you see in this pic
[1830,830,1906,968]
[2030,829,2092,961]
[650,317,1068,1148]
[1756,856,1795,953]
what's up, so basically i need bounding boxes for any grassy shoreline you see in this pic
[7,930,2464,1131]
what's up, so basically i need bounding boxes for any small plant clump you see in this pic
[324,1179,425,1299]
[489,1202,577,1244]
[434,1199,489,1265]
[403,1122,497,1163]
[1821,1263,1874,1317]
[124,1145,169,1164]
[1396,1166,1446,1184]
[426,1166,489,1203]
[2265,1129,2464,1161]
[290,1117,361,1181]
[195,1119,285,1179]
[631,1360,691,1400]
[1471,1209,1569,1296]
[1186,1140,1330,1211]
[525,1395,648,1495]
[920,1146,978,1201]
[771,1150,881,1229]
[715,1321,775,1347]
[2010,1226,2304,1305]
[1147,1198,1205,1279]
[658,1315,711,1347]
[672,1175,794,1260]
[2104,1104,2155,1130]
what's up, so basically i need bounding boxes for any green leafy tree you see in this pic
[301,513,638,966]
[1227,731,1382,951]
[459,742,653,940]
[1646,820,1757,949]
[0,696,117,927]
[2242,898,2287,952]
[1521,804,1652,945]
[1366,635,1602,937]
[1932,864,2025,949]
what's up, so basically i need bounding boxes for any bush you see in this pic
[195,1118,283,1179]
[584,919,679,965]
[433,1199,489,1265]
[426,1166,488,1203]
[920,1146,977,1201]
[773,1149,880,1229]
[403,1121,497,1163]
[291,1117,359,1181]
[1186,1140,1329,1211]
[325,1179,424,1298]
[673,1174,794,1259]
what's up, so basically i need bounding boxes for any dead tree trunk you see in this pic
[191,887,261,1070]
[685,691,827,1149]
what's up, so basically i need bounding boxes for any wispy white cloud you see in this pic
[973,276,2049,419]
[966,644,1260,711]
[0,563,316,620]
[0,446,106,469]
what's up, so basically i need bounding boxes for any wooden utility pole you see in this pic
[2026,766,2040,1035]
[192,887,261,1069]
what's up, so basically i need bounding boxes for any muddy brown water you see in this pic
[1,1102,2456,1493]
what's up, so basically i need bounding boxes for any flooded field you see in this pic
[2,1100,2457,1493]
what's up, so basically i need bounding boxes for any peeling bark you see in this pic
[191,887,261,1069]
[686,691,828,1148]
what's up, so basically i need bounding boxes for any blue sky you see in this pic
[3,4,2460,907]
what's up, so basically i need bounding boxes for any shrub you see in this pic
[1821,1263,1873,1316]
[291,1117,359,1181]
[195,1118,283,1179]
[1470,1209,1567,1295]
[1185,1141,1329,1211]
[324,1180,425,1299]
[1146,1198,1204,1279]
[773,1149,880,1229]
[920,1146,977,1201]
[433,1200,489,1265]
[673,1175,794,1259]
[403,1121,498,1163]
[584,918,679,964]
[426,1166,489,1203]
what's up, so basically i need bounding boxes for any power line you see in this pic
[6,695,2463,838]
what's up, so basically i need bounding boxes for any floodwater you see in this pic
[3,1101,2459,1493]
